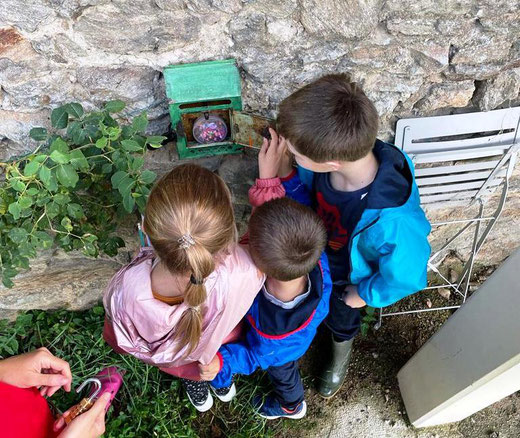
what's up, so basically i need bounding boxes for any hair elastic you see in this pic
[178,233,195,250]
[190,274,204,285]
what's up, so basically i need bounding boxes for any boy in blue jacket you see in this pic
[202,139,332,420]
[269,73,431,398]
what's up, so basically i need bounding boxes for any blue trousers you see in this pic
[267,361,304,409]
[325,285,361,341]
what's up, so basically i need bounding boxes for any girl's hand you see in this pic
[0,347,72,397]
[55,392,111,438]
[258,128,292,179]
[198,355,221,381]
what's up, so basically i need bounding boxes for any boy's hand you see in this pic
[343,285,366,308]
[0,347,72,397]
[199,355,221,381]
[258,128,292,179]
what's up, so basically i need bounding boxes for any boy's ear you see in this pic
[325,161,342,170]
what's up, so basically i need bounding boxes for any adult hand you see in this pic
[199,355,221,381]
[258,128,292,179]
[0,347,72,397]
[343,285,367,308]
[55,392,111,438]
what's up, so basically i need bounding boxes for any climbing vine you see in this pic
[0,101,166,287]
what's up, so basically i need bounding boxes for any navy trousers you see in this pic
[267,361,304,409]
[325,285,361,341]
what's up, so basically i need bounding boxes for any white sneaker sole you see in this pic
[187,390,214,413]
[259,401,307,420]
[211,383,236,402]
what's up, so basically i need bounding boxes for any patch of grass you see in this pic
[0,307,312,437]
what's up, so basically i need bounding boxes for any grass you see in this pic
[0,307,311,438]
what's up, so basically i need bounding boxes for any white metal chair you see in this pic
[375,106,520,328]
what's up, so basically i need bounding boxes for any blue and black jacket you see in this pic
[283,140,431,308]
[211,252,332,388]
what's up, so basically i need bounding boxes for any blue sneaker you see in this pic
[253,396,307,420]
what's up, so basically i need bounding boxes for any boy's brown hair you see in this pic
[277,73,379,162]
[248,197,326,281]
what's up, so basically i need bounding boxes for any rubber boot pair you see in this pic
[317,336,354,399]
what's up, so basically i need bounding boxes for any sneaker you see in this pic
[183,380,214,413]
[254,396,307,420]
[211,382,236,402]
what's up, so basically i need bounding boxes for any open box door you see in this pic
[232,111,275,149]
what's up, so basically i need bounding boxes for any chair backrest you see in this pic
[395,107,520,205]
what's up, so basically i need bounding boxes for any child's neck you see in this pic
[330,150,378,192]
[265,276,307,303]
[151,262,188,297]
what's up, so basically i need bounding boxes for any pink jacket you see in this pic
[103,245,265,372]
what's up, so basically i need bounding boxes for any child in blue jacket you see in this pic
[267,73,431,399]
[201,139,332,420]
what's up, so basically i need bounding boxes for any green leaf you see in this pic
[104,100,126,113]
[121,140,142,152]
[2,276,14,288]
[8,202,21,220]
[140,169,156,184]
[8,228,28,244]
[50,137,70,154]
[107,127,122,141]
[146,136,167,146]
[46,201,60,218]
[96,137,108,149]
[29,127,48,141]
[56,164,79,188]
[50,150,70,164]
[23,160,40,177]
[39,165,51,185]
[122,192,135,213]
[18,195,33,209]
[118,175,135,197]
[61,216,73,232]
[64,103,84,118]
[67,203,85,219]
[26,187,39,196]
[34,231,53,249]
[53,193,71,205]
[111,171,128,189]
[130,156,144,171]
[10,178,26,192]
[67,121,87,145]
[132,112,148,132]
[101,163,112,174]
[51,106,69,129]
[69,149,89,171]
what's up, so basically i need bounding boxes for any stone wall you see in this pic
[1,0,519,317]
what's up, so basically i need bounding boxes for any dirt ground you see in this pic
[288,264,520,438]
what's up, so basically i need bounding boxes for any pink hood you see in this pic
[103,245,265,367]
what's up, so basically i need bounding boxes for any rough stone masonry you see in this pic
[0,0,519,316]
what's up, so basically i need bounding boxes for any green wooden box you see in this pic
[164,59,272,159]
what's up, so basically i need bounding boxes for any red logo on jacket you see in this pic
[316,192,349,251]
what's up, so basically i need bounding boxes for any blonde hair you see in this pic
[143,164,236,355]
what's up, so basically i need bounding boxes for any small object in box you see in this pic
[193,112,228,144]
[62,366,125,424]
[261,126,272,140]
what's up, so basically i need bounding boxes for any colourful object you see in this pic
[163,59,273,159]
[62,366,124,424]
[193,113,228,144]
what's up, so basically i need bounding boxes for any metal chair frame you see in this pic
[376,107,520,329]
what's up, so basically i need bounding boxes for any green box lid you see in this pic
[164,59,241,104]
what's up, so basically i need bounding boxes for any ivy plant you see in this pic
[0,101,166,287]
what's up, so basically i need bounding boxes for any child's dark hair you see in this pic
[248,197,326,281]
[277,73,379,162]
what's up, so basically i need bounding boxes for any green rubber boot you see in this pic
[317,337,354,399]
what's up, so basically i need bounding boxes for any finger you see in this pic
[39,354,72,392]
[269,128,279,145]
[89,392,111,417]
[46,385,62,397]
[33,372,70,390]
[53,414,67,431]
[259,137,268,155]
